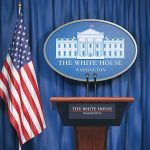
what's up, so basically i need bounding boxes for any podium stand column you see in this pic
[75,127,107,150]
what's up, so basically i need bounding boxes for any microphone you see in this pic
[93,73,97,96]
[86,73,89,97]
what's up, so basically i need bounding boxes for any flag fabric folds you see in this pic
[0,13,46,145]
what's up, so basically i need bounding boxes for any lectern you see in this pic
[50,97,134,150]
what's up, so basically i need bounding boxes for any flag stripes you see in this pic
[0,53,46,145]
[3,56,37,140]
[19,70,44,131]
[0,81,25,143]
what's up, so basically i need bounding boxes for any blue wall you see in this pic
[0,0,150,149]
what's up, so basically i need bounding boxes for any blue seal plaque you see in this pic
[44,20,137,82]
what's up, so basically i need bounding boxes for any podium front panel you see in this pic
[56,102,128,126]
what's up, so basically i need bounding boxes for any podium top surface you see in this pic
[50,97,134,103]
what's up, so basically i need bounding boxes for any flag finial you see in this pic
[18,2,22,15]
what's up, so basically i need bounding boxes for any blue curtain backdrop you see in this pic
[0,0,150,150]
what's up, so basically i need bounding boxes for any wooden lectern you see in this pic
[50,97,134,150]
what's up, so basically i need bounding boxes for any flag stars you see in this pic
[9,16,32,70]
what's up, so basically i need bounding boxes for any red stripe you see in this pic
[24,64,42,106]
[0,69,30,141]
[19,71,43,133]
[4,60,40,138]
[0,73,5,100]
[0,88,22,144]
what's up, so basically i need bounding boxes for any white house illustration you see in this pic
[56,28,124,59]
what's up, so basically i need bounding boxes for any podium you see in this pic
[50,97,134,150]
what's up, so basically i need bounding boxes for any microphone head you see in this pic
[93,73,96,78]
[86,73,89,78]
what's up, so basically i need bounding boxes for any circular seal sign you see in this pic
[44,20,137,82]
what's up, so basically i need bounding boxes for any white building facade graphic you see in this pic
[56,28,124,59]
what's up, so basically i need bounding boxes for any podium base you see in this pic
[75,127,107,150]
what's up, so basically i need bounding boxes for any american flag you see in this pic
[0,13,46,145]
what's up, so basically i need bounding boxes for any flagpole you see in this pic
[19,143,21,150]
[18,2,22,15]
[18,2,22,149]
